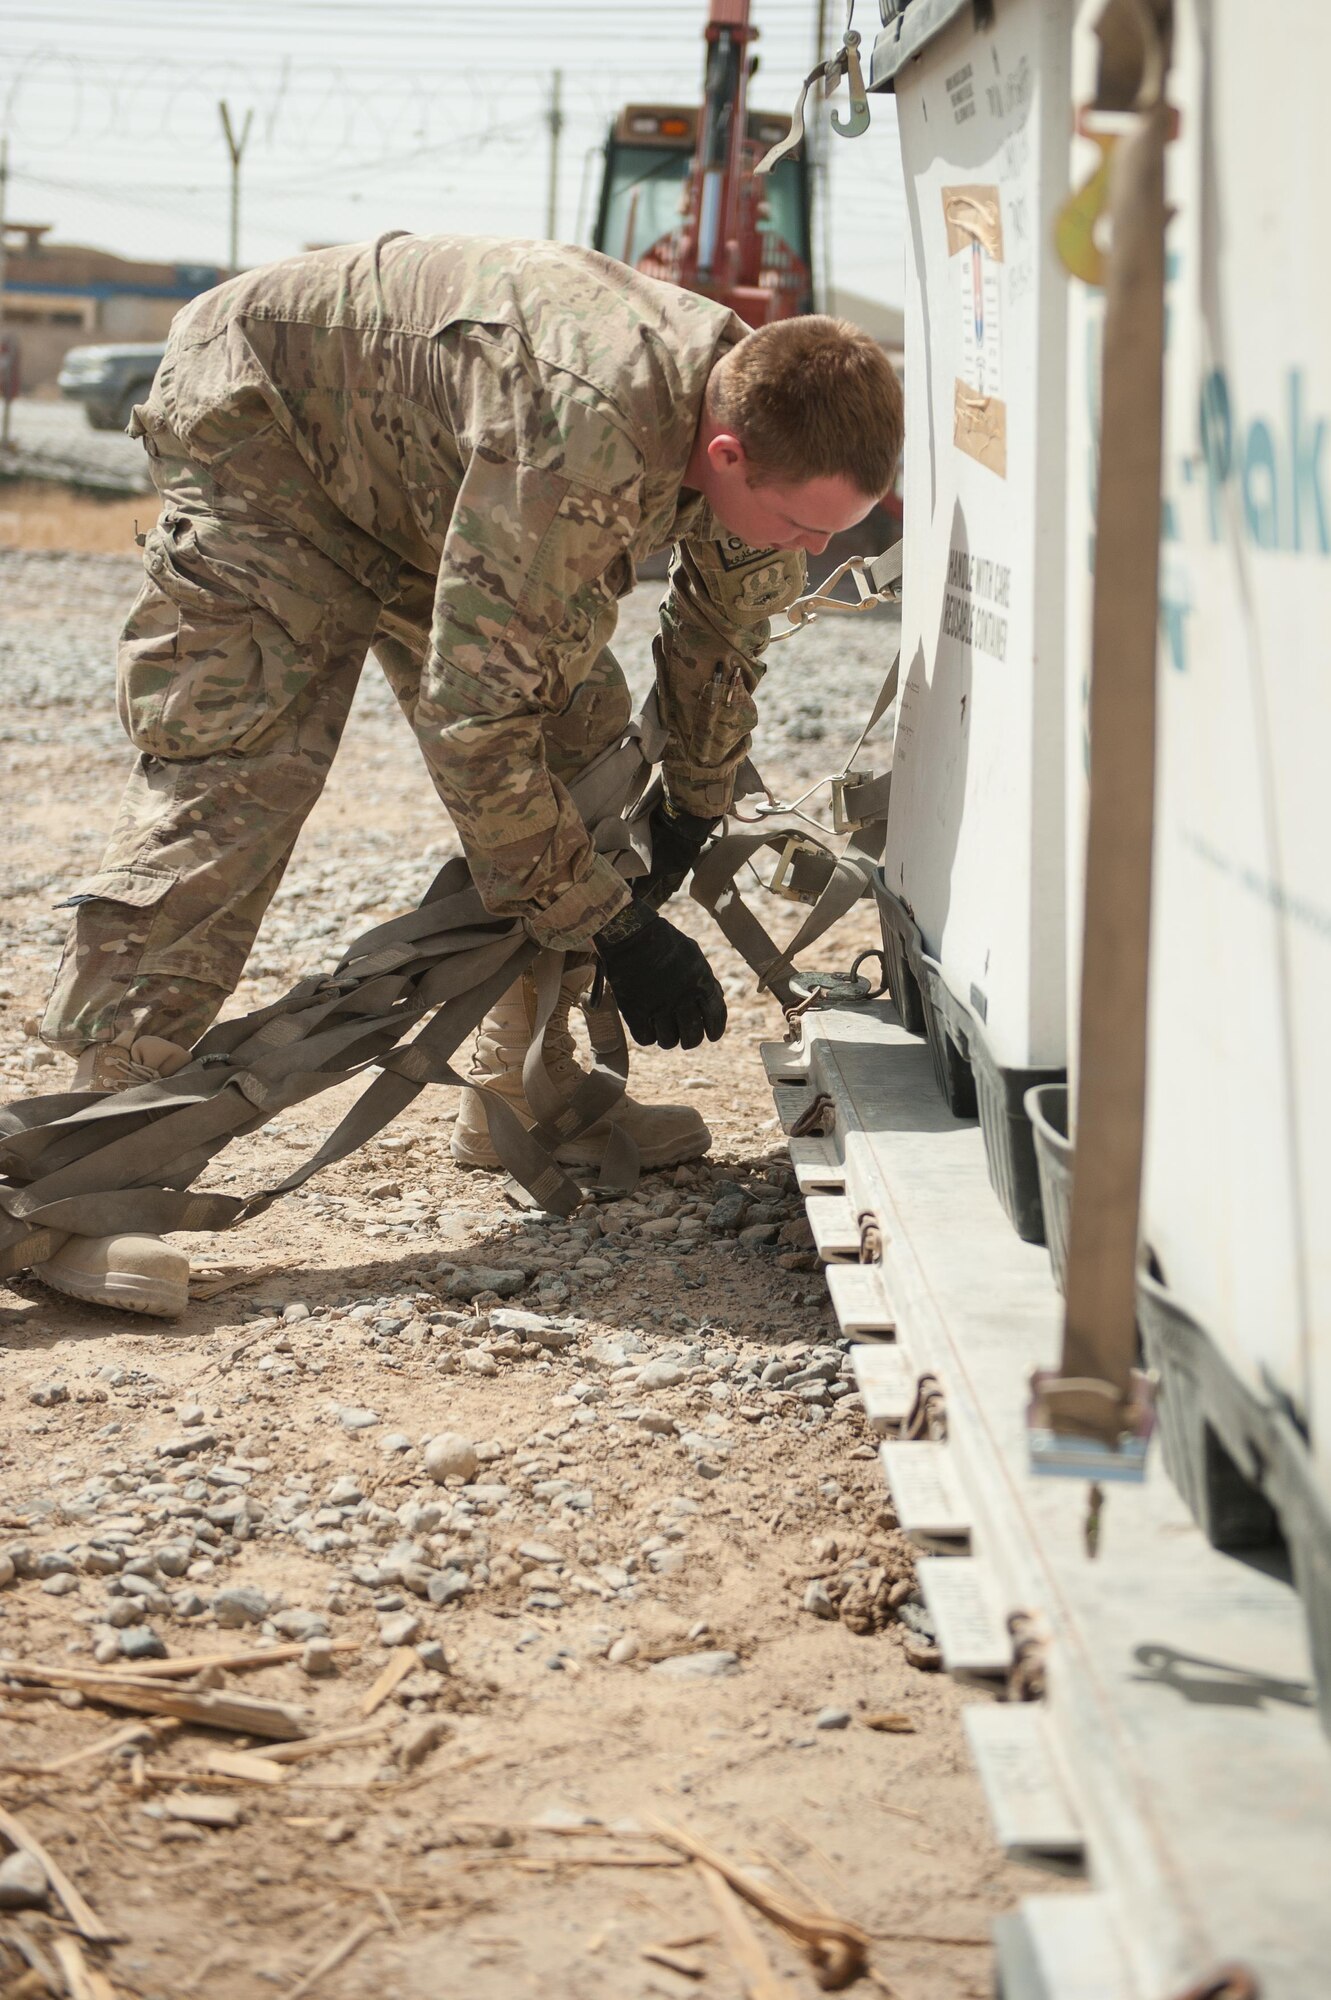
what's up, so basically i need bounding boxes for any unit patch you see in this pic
[716,534,780,572]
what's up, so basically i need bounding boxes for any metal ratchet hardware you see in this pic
[775,541,903,636]
[756,1,870,174]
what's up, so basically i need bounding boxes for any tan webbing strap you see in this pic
[1038,0,1173,1445]
[0,715,670,1261]
[521,953,625,1144]
[690,815,878,1009]
[860,649,901,741]
[0,658,887,1265]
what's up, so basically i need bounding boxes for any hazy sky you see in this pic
[2,0,905,307]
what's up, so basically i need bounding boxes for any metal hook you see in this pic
[755,0,870,173]
[829,32,870,140]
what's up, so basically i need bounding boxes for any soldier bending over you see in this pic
[29,234,904,1316]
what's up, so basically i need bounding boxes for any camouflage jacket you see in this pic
[151,234,804,947]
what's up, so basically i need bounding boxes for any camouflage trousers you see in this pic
[42,438,632,1055]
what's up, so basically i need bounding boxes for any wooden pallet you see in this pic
[765,1001,1331,2000]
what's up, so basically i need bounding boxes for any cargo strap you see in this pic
[691,813,882,1012]
[0,669,888,1274]
[1032,0,1174,1452]
[0,699,669,1274]
[686,628,900,1003]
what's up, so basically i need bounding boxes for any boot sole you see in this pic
[35,1265,188,1321]
[450,1130,710,1172]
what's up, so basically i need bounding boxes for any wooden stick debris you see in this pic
[648,1816,870,1991]
[513,1853,685,1873]
[0,1804,118,1945]
[159,1791,244,1828]
[865,1972,904,1998]
[40,1718,182,1775]
[443,1816,657,1839]
[359,1647,417,1719]
[258,1721,390,1764]
[204,1749,290,1785]
[699,1863,787,2000]
[641,1945,705,1980]
[3,1972,54,2000]
[757,1844,841,1917]
[283,1917,381,2000]
[50,1937,118,2000]
[190,1261,283,1302]
[871,1929,989,1949]
[2,1641,355,1684]
[89,1682,309,1740]
[772,1817,850,1909]
[99,1641,358,1681]
[0,1664,309,1740]
[373,1887,404,1937]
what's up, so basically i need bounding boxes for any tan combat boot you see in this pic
[450,967,710,1172]
[30,1032,194,1320]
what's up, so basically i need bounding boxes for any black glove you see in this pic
[594,902,727,1050]
[634,796,719,911]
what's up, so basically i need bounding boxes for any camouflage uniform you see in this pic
[43,235,804,1055]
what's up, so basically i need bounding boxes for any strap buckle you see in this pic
[768,835,834,905]
[830,768,889,833]
[1026,1367,1157,1483]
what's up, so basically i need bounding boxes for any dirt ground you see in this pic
[0,509,1053,1999]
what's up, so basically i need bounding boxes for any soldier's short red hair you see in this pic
[711,315,903,498]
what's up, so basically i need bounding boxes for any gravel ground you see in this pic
[0,551,1047,2000]
[0,397,152,494]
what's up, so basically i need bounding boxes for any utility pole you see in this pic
[545,69,564,239]
[0,133,9,327]
[218,100,254,279]
[0,135,11,449]
[812,0,831,312]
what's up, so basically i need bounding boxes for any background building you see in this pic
[0,223,222,391]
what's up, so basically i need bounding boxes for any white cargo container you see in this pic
[1132,0,1331,1692]
[870,0,1073,1240]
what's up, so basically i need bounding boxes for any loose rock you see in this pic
[213,1585,270,1628]
[650,1650,739,1680]
[120,1626,168,1661]
[803,1579,837,1621]
[379,1611,422,1648]
[423,1432,479,1484]
[273,1609,328,1642]
[443,1267,526,1300]
[0,1849,49,1910]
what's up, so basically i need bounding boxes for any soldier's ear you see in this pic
[705,432,748,477]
